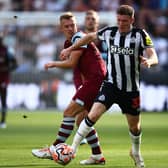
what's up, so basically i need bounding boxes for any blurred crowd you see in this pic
[0,0,168,73]
[0,0,167,13]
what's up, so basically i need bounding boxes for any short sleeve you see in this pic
[71,32,87,48]
[97,26,109,41]
[140,29,154,48]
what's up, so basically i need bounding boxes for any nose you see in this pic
[118,20,123,26]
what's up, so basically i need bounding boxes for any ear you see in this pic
[131,17,135,24]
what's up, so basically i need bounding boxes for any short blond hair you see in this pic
[86,10,98,16]
[60,12,75,22]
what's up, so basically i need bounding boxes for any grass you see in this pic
[0,110,168,168]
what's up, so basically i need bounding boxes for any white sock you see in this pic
[91,154,103,160]
[71,119,92,153]
[129,131,142,155]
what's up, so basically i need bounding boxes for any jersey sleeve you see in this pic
[97,26,109,41]
[140,29,154,49]
[71,32,87,49]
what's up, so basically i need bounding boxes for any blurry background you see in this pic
[0,0,167,112]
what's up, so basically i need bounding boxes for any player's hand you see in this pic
[59,53,66,60]
[140,56,151,68]
[44,62,54,70]
[60,48,70,60]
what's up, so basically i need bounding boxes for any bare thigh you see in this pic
[64,100,85,117]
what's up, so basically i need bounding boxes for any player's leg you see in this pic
[53,100,84,145]
[126,114,145,168]
[32,100,84,159]
[71,102,106,154]
[76,110,87,145]
[75,108,105,164]
[126,113,142,155]
[0,84,7,128]
[76,81,115,164]
[119,91,144,167]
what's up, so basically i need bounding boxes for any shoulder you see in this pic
[132,27,150,36]
[132,28,153,46]
[99,26,118,32]
[98,26,118,36]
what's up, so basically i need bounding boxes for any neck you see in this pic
[85,29,96,34]
[119,25,133,35]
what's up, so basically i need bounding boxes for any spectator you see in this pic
[35,28,57,71]
[0,36,17,128]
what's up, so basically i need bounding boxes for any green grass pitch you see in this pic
[0,110,168,168]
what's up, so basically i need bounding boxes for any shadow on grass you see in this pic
[0,164,63,168]
[0,164,136,168]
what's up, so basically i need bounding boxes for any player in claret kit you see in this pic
[76,10,107,146]
[32,12,106,165]
[0,36,17,129]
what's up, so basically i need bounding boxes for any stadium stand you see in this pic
[0,0,167,111]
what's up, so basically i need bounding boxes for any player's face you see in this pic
[60,18,77,40]
[84,14,99,33]
[117,14,134,33]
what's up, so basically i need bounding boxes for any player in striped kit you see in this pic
[60,5,158,168]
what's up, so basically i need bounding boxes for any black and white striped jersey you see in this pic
[97,26,154,92]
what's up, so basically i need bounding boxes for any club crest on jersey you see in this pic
[98,94,105,101]
[130,37,136,43]
[110,45,134,55]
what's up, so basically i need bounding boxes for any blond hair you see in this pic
[60,12,75,22]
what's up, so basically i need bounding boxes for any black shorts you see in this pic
[94,81,140,116]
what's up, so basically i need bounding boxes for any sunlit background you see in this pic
[0,0,167,112]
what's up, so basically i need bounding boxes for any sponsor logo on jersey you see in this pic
[110,45,134,55]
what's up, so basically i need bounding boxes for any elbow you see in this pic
[70,64,76,69]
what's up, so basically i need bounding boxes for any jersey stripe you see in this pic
[109,28,118,86]
[130,30,137,91]
[119,35,127,91]
[124,32,132,91]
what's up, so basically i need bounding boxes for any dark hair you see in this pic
[117,5,134,17]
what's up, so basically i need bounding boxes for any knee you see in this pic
[64,109,76,117]
[129,125,141,135]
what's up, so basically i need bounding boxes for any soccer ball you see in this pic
[50,143,75,165]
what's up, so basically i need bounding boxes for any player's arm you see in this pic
[140,29,159,68]
[60,32,97,58]
[45,50,82,70]
[141,48,158,68]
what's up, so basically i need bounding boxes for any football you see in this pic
[49,143,75,165]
